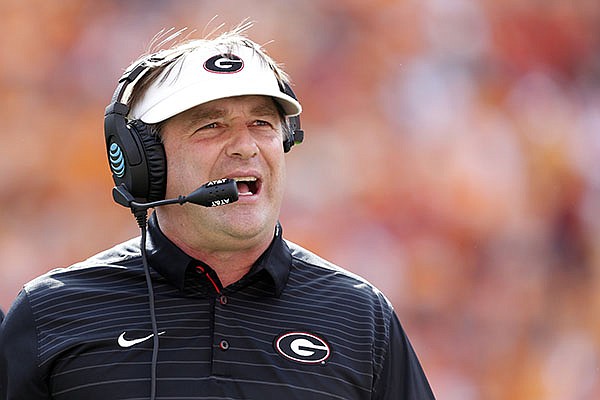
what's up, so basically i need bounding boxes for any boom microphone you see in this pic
[112,178,239,211]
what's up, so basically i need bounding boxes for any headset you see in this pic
[104,56,304,205]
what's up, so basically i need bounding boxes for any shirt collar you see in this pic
[145,213,291,297]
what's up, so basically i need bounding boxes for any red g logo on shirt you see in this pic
[274,331,331,365]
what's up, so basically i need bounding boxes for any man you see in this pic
[0,26,435,399]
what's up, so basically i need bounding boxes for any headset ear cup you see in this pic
[129,120,167,202]
[283,131,293,153]
[283,115,304,153]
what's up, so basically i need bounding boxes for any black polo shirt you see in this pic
[0,214,434,399]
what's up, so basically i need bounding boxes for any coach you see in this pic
[0,25,435,399]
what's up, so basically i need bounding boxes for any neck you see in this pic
[155,213,276,288]
[175,238,271,287]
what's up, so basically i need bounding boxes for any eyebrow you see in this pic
[187,108,227,123]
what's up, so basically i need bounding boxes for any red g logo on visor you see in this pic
[204,54,244,73]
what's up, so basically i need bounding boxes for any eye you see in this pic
[253,119,272,127]
[199,122,219,130]
[192,122,220,136]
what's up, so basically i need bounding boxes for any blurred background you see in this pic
[1,0,600,398]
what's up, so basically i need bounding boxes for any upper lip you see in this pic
[225,171,262,181]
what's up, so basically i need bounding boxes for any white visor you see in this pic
[129,45,302,124]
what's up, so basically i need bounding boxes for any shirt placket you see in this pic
[195,265,232,377]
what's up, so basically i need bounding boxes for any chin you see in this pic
[227,220,274,239]
[220,211,277,240]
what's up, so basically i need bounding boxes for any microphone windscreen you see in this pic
[185,178,239,207]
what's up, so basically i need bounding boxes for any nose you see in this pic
[225,124,259,159]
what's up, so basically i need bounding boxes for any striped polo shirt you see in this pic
[0,214,434,399]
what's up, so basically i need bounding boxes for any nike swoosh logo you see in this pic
[118,331,165,348]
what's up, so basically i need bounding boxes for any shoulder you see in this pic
[23,237,142,298]
[286,240,360,276]
[18,237,147,331]
[286,239,386,289]
[284,239,395,313]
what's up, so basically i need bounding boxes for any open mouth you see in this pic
[233,177,260,196]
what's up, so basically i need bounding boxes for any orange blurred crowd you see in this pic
[1,0,599,399]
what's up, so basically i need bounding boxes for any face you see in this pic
[155,95,287,251]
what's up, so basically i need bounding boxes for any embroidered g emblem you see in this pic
[274,331,331,365]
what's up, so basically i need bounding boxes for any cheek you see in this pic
[163,155,184,197]
[163,143,201,194]
[270,153,287,196]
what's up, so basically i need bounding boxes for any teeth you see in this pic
[233,177,257,182]
[233,176,258,196]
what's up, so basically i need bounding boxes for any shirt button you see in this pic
[219,340,230,351]
[219,295,228,305]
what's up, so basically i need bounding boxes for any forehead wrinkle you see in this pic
[250,100,280,117]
